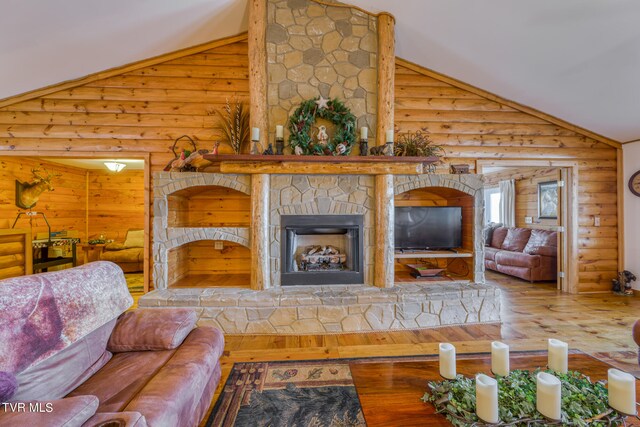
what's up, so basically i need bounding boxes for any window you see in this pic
[484,187,501,224]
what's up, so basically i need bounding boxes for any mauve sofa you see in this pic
[0,261,224,427]
[484,227,557,282]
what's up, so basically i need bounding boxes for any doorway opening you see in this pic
[478,161,579,294]
[0,154,150,296]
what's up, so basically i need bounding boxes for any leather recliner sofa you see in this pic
[0,261,224,427]
[484,227,558,282]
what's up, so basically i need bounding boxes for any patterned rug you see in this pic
[206,360,365,427]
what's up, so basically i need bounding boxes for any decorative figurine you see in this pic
[294,145,304,156]
[262,143,274,155]
[316,125,329,146]
[335,143,347,155]
[211,141,220,155]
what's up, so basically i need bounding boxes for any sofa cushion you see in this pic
[490,227,508,248]
[67,350,175,414]
[497,264,532,281]
[483,223,503,246]
[495,251,540,268]
[108,309,197,352]
[82,411,147,427]
[484,246,500,262]
[124,327,224,427]
[501,228,532,252]
[0,372,17,402]
[524,229,558,256]
[13,320,115,401]
[0,262,132,375]
[124,230,144,248]
[0,395,98,427]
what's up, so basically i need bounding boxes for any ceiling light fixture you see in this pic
[104,161,126,172]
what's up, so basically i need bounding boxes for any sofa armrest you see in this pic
[0,395,98,427]
[107,309,197,352]
[524,246,556,257]
[82,411,147,427]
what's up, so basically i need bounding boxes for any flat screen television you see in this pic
[394,206,462,250]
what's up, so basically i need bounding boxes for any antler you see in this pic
[31,168,61,183]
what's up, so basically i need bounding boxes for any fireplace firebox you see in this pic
[281,215,364,286]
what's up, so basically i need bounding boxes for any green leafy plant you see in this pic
[394,128,444,158]
[216,98,250,154]
[422,369,628,426]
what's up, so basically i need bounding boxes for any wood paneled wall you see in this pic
[0,157,87,239]
[394,62,618,293]
[0,229,32,279]
[0,34,620,292]
[485,168,560,230]
[87,169,144,241]
[167,186,250,228]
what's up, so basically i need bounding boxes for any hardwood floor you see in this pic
[200,271,639,423]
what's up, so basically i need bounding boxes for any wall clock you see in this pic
[629,170,640,197]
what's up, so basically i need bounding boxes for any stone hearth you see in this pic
[139,281,500,334]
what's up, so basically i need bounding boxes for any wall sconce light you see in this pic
[104,161,126,172]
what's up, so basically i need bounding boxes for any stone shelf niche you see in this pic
[144,171,498,334]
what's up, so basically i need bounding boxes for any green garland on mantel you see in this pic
[422,369,631,426]
[287,96,356,156]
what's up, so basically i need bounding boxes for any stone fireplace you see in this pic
[281,214,364,286]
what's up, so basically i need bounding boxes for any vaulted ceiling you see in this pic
[2,0,639,142]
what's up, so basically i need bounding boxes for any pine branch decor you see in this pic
[287,97,356,156]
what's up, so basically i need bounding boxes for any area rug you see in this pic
[124,273,144,293]
[206,360,365,427]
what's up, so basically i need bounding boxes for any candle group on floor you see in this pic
[437,339,638,423]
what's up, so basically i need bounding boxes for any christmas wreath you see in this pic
[287,96,356,156]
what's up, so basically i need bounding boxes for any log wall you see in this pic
[485,167,560,230]
[0,35,619,292]
[394,63,618,292]
[87,169,145,241]
[0,157,87,240]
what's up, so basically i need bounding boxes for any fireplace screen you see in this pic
[281,215,364,286]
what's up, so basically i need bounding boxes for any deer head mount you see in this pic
[15,168,61,209]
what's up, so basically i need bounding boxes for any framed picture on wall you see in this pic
[538,180,558,219]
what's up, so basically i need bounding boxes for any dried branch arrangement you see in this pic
[216,98,250,154]
[394,128,444,158]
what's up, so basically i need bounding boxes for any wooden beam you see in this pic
[248,0,268,152]
[374,175,394,288]
[251,174,270,290]
[217,161,425,175]
[0,33,249,109]
[395,58,621,149]
[616,147,624,273]
[376,13,395,147]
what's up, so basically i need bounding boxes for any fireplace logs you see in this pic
[298,245,346,271]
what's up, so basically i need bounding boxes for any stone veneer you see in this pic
[266,0,378,143]
[269,175,374,287]
[139,281,501,334]
[395,173,486,284]
[153,172,251,289]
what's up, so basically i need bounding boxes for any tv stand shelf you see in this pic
[393,249,472,259]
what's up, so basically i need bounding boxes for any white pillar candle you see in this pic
[385,129,394,143]
[275,125,284,138]
[476,374,499,424]
[608,368,637,415]
[360,127,368,140]
[548,339,568,374]
[536,372,562,420]
[491,341,510,377]
[439,343,456,379]
[251,127,260,141]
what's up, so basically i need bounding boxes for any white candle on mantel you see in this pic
[476,374,499,424]
[275,125,284,139]
[608,368,637,415]
[548,339,568,374]
[385,129,394,143]
[439,343,456,379]
[536,372,562,421]
[360,127,368,140]
[251,127,260,141]
[491,341,510,377]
